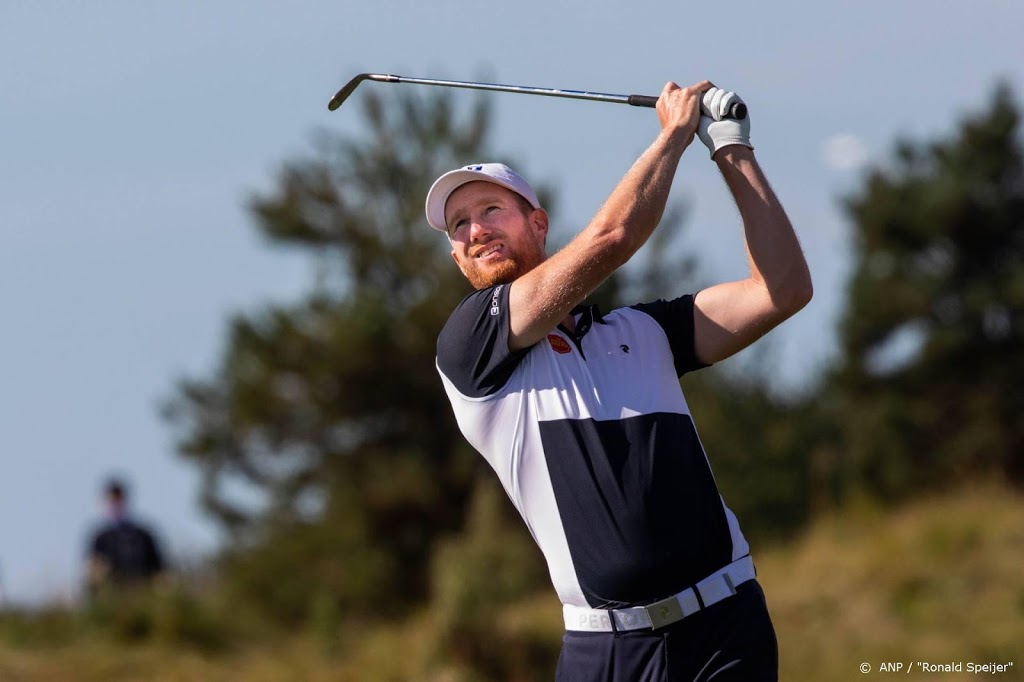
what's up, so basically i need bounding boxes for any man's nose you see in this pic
[469,219,492,241]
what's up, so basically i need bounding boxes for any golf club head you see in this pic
[328,73,371,111]
[328,73,400,111]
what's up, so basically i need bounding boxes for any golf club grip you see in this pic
[627,94,747,120]
[627,95,660,108]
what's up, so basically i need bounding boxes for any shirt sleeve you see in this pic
[436,284,530,398]
[631,294,710,376]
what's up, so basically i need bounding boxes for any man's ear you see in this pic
[531,208,549,243]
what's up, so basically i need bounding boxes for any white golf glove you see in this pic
[697,87,752,159]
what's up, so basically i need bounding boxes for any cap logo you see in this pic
[547,335,571,354]
[466,165,483,171]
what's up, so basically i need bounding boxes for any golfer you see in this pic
[428,80,811,681]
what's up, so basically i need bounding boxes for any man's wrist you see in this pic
[657,127,694,156]
[714,144,755,165]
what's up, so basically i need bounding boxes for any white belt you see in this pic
[563,555,756,632]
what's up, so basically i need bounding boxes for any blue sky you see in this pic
[1,1,1021,605]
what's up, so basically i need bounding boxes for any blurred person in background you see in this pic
[84,477,166,593]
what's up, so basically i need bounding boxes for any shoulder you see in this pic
[90,523,111,541]
[437,284,529,399]
[89,522,118,549]
[438,286,508,342]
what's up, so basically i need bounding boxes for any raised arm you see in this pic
[507,80,711,351]
[692,146,813,364]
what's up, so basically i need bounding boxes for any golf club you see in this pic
[328,73,747,120]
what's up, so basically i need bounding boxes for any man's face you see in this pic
[105,491,125,518]
[445,181,548,289]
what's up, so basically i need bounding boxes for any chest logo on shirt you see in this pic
[547,334,572,354]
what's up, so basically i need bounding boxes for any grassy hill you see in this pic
[760,481,1023,681]
[2,482,1021,681]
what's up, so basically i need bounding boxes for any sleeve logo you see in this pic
[490,284,503,316]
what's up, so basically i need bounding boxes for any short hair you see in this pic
[512,192,537,218]
[104,478,127,501]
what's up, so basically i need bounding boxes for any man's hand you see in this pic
[697,87,753,159]
[656,80,713,148]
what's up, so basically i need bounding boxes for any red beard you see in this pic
[465,256,524,289]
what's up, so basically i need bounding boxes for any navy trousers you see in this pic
[555,581,778,682]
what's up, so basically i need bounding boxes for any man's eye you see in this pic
[485,205,500,213]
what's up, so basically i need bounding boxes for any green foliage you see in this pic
[427,476,551,679]
[163,89,510,623]
[431,477,547,626]
[81,583,234,652]
[0,582,235,654]
[0,606,78,648]
[829,84,1024,497]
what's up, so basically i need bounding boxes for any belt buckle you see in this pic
[644,594,684,629]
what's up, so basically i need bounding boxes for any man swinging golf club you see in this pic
[428,80,812,681]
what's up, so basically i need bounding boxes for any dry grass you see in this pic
[2,482,1022,681]
[760,481,1024,681]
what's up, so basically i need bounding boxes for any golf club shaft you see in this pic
[328,73,746,119]
[371,74,640,105]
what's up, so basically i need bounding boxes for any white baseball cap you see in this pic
[425,162,540,232]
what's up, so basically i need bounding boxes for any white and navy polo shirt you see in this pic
[436,284,750,610]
